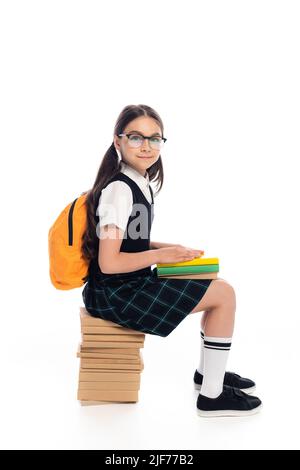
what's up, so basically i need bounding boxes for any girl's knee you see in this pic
[190,278,236,314]
[212,278,236,307]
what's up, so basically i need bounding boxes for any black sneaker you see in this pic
[197,385,262,417]
[194,369,256,394]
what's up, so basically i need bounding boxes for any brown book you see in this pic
[81,341,144,349]
[80,307,124,327]
[79,401,108,406]
[80,356,143,368]
[77,389,139,402]
[158,272,218,280]
[78,381,140,391]
[78,353,141,364]
[79,371,141,382]
[80,369,143,376]
[81,326,145,336]
[78,345,140,356]
[80,361,143,371]
[77,352,141,361]
[82,334,144,343]
[81,357,143,365]
[79,356,141,364]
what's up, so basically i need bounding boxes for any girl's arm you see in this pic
[150,241,179,249]
[150,241,205,256]
[99,225,161,274]
[99,227,203,274]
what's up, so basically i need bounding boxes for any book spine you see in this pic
[157,264,219,275]
[157,257,219,268]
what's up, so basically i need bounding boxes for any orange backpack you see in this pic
[48,192,90,290]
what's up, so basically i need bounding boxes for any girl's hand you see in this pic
[175,244,204,257]
[156,245,205,264]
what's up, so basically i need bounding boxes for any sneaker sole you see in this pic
[194,383,256,395]
[197,403,263,418]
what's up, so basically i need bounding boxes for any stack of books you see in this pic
[156,257,219,279]
[77,307,145,405]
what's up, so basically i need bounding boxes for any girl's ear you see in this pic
[113,136,121,157]
[113,143,122,161]
[115,147,121,160]
[113,135,124,162]
[113,134,120,150]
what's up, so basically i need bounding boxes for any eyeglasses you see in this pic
[118,133,167,150]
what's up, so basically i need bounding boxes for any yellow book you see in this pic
[157,257,219,268]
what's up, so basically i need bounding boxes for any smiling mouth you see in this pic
[137,156,152,158]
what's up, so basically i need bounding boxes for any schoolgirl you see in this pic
[81,104,262,417]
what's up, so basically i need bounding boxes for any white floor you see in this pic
[1,273,300,450]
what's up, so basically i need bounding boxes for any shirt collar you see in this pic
[120,161,150,190]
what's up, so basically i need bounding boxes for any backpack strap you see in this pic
[68,197,78,246]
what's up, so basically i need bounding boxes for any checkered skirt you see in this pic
[82,267,213,337]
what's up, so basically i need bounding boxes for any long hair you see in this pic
[81,104,165,263]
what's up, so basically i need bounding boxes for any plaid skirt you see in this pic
[82,267,213,337]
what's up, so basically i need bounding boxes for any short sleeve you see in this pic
[96,181,133,232]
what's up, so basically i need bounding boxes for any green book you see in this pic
[157,264,219,276]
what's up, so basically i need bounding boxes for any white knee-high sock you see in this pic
[197,330,205,375]
[200,335,232,399]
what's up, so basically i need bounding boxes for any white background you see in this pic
[1,0,300,450]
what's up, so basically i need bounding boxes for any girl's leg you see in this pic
[191,278,236,335]
[197,311,208,375]
[190,279,236,397]
[190,279,262,416]
[200,310,209,331]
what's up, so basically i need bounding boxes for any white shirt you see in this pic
[97,161,153,231]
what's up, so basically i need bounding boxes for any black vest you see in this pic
[89,172,155,283]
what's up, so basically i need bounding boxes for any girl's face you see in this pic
[114,116,162,176]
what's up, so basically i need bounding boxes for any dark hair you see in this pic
[81,104,165,263]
